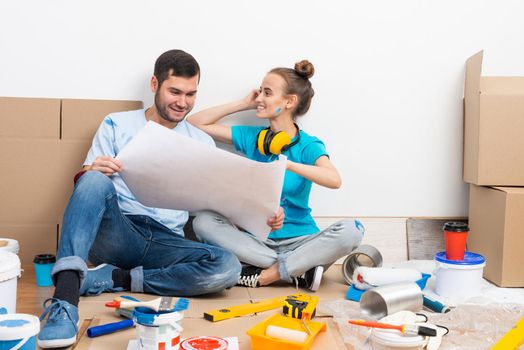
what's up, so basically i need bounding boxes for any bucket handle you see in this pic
[10,337,29,350]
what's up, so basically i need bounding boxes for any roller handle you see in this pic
[87,319,134,338]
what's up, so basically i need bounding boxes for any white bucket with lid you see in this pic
[370,311,429,350]
[0,313,40,350]
[434,251,486,299]
[371,330,427,350]
[0,239,19,255]
[0,251,21,313]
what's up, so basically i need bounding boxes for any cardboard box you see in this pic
[468,184,524,287]
[0,97,142,263]
[464,50,524,185]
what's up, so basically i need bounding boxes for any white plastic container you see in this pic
[434,251,486,299]
[0,238,19,255]
[370,311,429,350]
[133,308,184,350]
[0,313,40,350]
[371,330,427,350]
[0,251,21,313]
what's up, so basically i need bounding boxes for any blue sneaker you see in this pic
[37,298,79,348]
[80,263,123,296]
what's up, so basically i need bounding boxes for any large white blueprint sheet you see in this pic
[116,121,286,238]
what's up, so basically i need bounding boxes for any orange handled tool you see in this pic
[348,319,437,337]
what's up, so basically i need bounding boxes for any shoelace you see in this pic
[238,274,259,288]
[293,273,307,290]
[40,298,78,332]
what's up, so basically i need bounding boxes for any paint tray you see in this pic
[247,314,326,350]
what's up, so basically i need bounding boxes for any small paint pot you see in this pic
[434,251,486,299]
[0,313,40,350]
[133,307,184,350]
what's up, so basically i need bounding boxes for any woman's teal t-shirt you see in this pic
[231,126,328,240]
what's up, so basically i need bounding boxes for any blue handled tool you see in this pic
[423,295,451,313]
[87,319,134,338]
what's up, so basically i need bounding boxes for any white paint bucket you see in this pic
[434,251,486,299]
[0,239,19,255]
[371,330,426,350]
[0,313,40,350]
[370,311,428,350]
[133,308,184,350]
[0,251,21,313]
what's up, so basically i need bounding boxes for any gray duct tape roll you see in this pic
[342,244,383,285]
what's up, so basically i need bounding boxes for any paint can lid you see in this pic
[180,336,229,350]
[0,251,20,282]
[0,314,40,340]
[435,251,485,265]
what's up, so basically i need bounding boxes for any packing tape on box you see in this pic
[342,245,383,285]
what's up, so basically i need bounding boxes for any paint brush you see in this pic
[348,319,437,337]
[106,296,173,312]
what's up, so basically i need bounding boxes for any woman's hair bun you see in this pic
[294,60,314,79]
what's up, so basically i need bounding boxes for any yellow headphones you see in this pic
[256,123,301,156]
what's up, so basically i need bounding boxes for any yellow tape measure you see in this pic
[204,293,317,322]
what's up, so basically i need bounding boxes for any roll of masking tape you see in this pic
[342,245,383,285]
[266,325,307,343]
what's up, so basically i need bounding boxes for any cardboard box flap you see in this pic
[465,50,483,100]
[0,97,60,139]
[480,77,524,94]
[493,187,524,194]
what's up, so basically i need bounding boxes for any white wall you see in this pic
[2,0,524,217]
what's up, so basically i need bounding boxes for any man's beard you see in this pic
[154,92,188,123]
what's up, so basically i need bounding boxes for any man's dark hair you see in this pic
[154,49,200,86]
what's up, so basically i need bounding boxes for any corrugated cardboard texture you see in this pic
[468,185,524,287]
[0,97,143,264]
[464,51,524,185]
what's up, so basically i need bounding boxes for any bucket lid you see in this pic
[442,222,469,232]
[0,239,19,254]
[0,314,40,340]
[133,307,183,326]
[435,251,485,265]
[0,251,21,282]
[180,336,228,350]
[372,328,426,345]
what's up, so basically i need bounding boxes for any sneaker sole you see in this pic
[309,266,324,292]
[37,335,77,348]
[37,320,80,348]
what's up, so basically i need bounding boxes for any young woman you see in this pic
[187,60,364,291]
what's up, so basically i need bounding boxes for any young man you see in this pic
[37,50,241,348]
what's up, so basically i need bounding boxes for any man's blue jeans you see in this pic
[53,171,241,296]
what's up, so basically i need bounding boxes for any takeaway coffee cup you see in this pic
[443,222,469,260]
[33,254,56,287]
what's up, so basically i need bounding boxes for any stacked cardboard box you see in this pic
[463,51,524,287]
[0,97,143,264]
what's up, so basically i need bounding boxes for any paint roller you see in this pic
[265,325,308,343]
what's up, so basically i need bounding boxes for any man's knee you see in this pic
[74,171,115,198]
[201,250,241,292]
